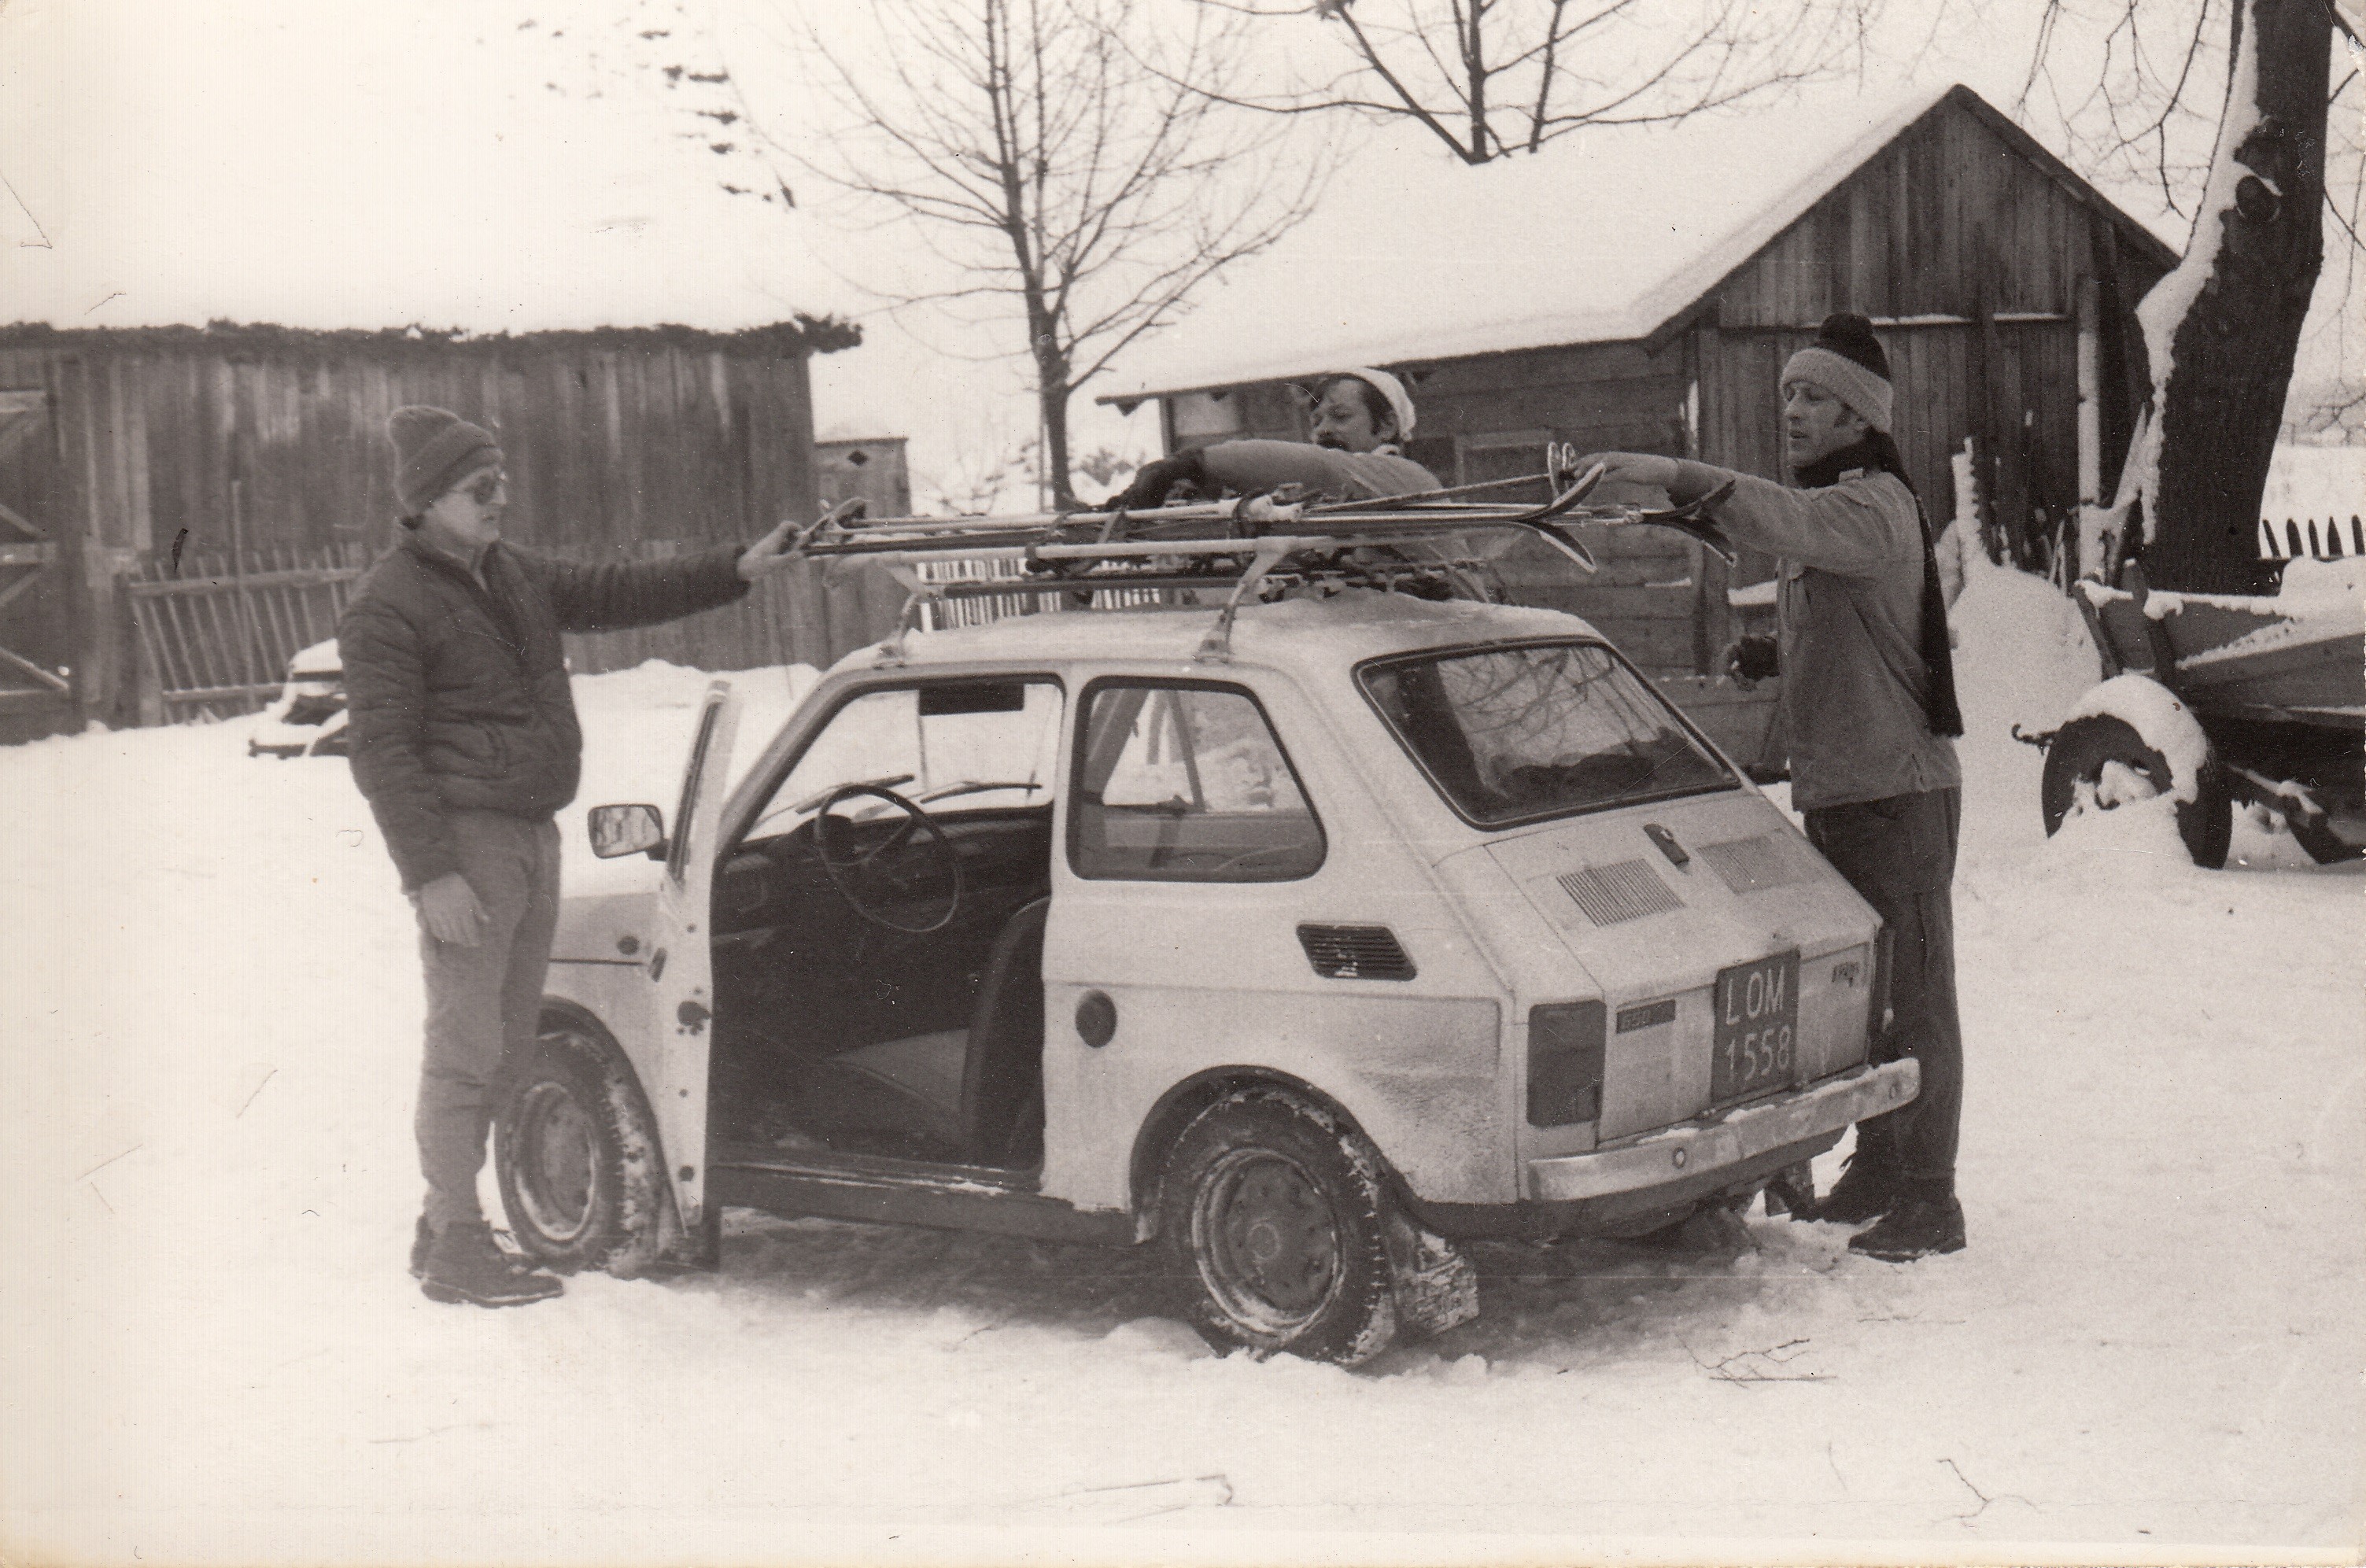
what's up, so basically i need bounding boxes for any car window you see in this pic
[1070,682,1324,881]
[1360,641,1737,826]
[746,679,1063,840]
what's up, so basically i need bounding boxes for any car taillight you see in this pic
[1527,1002,1605,1127]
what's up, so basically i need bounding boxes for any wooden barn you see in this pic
[1105,84,2179,762]
[0,0,902,743]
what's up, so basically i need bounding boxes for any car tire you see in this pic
[2040,714,2231,869]
[495,1025,673,1277]
[2283,806,2365,865]
[1154,1088,1401,1366]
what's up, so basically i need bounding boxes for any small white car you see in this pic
[503,590,1915,1363]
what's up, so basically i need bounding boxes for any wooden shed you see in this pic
[1105,84,2178,763]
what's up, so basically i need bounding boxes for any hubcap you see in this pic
[515,1080,595,1242]
[1194,1148,1341,1330]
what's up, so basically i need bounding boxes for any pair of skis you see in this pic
[781,457,1739,574]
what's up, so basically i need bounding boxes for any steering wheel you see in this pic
[810,783,965,935]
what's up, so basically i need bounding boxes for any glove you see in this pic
[1725,635,1780,684]
[1109,451,1205,511]
[413,873,488,946]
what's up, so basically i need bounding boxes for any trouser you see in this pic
[1803,786,1963,1196]
[414,810,563,1232]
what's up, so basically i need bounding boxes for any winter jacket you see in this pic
[340,531,750,890]
[1669,460,1961,811]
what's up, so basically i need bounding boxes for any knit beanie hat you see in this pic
[1339,367,1417,441]
[1780,313,1893,433]
[387,405,502,516]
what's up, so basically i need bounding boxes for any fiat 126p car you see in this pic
[495,490,1916,1364]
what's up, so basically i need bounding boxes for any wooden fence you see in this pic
[122,539,910,724]
[127,542,370,721]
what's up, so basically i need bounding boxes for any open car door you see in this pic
[639,679,741,1240]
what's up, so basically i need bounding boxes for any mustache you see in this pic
[1315,433,1348,450]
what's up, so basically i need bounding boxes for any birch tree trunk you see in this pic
[2132,0,2330,593]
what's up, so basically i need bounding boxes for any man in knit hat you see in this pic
[341,405,808,1307]
[1109,367,1438,508]
[1577,312,1967,1261]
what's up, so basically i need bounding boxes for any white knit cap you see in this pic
[1780,345,1894,434]
[1338,367,1417,441]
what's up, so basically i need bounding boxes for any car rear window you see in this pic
[1359,641,1738,826]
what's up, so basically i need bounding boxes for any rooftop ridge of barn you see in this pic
[1102,83,2180,404]
[0,319,863,356]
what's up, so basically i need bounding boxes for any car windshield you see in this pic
[1360,641,1737,825]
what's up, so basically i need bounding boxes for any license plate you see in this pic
[1712,950,1800,1105]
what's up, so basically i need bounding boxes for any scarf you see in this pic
[1792,434,1965,740]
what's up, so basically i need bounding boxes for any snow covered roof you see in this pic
[1104,84,2176,403]
[0,0,853,338]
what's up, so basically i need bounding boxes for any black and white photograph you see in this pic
[2,0,2360,1562]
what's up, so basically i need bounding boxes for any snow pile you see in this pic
[2,585,2360,1563]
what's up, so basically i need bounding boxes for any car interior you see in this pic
[709,677,1063,1171]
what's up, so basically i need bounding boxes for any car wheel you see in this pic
[1155,1088,1400,1366]
[2040,714,2231,869]
[495,1026,672,1277]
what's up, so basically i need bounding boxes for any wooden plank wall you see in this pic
[1713,98,2099,326]
[114,338,822,567]
[5,331,847,726]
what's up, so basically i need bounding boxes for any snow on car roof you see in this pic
[0,0,848,334]
[855,589,1604,675]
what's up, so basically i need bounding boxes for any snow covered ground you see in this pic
[2,556,2359,1566]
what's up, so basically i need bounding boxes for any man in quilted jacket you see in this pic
[341,405,803,1308]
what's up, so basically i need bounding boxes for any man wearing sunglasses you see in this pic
[340,404,804,1308]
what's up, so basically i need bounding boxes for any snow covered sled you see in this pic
[2030,557,2364,865]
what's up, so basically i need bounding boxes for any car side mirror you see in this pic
[589,802,667,859]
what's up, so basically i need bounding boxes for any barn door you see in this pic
[0,389,72,734]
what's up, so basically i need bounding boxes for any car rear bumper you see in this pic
[1526,1059,1920,1203]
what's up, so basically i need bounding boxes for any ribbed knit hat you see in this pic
[1780,313,1894,433]
[1338,367,1417,441]
[387,405,502,515]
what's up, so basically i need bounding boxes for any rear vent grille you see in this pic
[1556,861,1683,926]
[1297,924,1416,981]
[1700,835,1805,895]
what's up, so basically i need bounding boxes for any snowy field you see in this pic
[2,556,2359,1566]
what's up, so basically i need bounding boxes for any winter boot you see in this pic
[408,1215,433,1281]
[1807,1138,1899,1226]
[419,1220,564,1307]
[1847,1192,1966,1261]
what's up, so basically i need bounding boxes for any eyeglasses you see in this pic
[460,470,508,505]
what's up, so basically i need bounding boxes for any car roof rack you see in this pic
[781,466,1735,663]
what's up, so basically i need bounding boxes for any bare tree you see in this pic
[2033,0,2353,592]
[1173,0,1888,164]
[605,1,1322,509]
